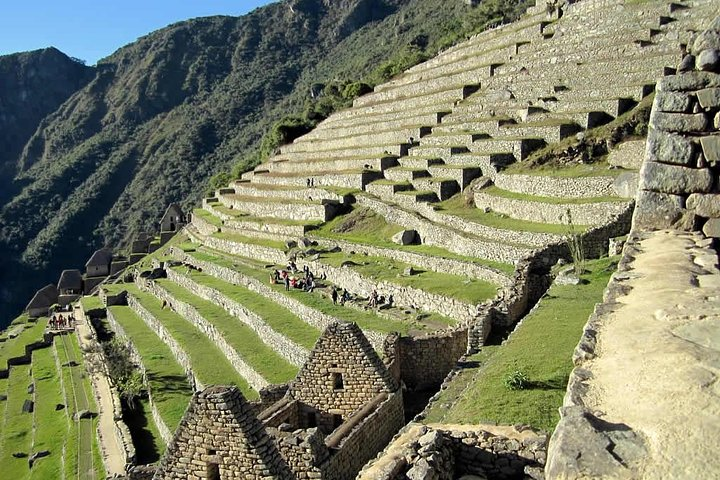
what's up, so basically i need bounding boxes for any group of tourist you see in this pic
[368,289,393,309]
[270,261,323,293]
[50,313,75,330]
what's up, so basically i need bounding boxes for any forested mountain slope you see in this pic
[0,0,530,327]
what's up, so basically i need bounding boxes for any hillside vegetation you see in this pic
[0,0,531,328]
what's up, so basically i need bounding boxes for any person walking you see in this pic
[331,288,338,305]
[284,275,290,291]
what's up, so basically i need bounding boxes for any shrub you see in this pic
[504,369,530,390]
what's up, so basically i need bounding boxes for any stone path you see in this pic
[566,230,720,478]
[73,305,127,476]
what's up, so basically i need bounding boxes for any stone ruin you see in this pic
[153,322,404,479]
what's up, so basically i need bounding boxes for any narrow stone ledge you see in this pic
[657,72,720,92]
[687,193,720,217]
[696,87,720,108]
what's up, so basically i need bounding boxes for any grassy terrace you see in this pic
[187,249,430,335]
[213,231,287,251]
[107,306,193,432]
[320,250,498,305]
[308,206,516,275]
[435,195,586,234]
[28,346,68,478]
[0,365,33,477]
[502,160,627,177]
[480,185,625,205]
[0,317,49,370]
[208,204,321,227]
[154,277,299,384]
[423,257,617,432]
[107,284,257,400]
[167,266,319,350]
[80,295,105,312]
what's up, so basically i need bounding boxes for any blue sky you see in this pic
[0,1,275,64]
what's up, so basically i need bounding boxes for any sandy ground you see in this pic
[584,230,720,478]
[74,305,127,476]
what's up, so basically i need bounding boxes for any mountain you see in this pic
[0,0,531,327]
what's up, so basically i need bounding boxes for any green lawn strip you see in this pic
[167,266,319,350]
[319,250,497,305]
[502,160,625,178]
[154,278,298,384]
[0,318,49,371]
[131,232,191,272]
[123,285,258,399]
[434,195,585,234]
[213,231,287,251]
[107,306,192,431]
[193,208,223,227]
[432,257,617,432]
[187,249,412,335]
[28,346,68,478]
[482,185,625,205]
[80,296,104,312]
[0,364,33,478]
[210,204,320,227]
[308,207,516,274]
[54,337,80,479]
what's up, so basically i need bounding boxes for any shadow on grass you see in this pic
[121,397,161,464]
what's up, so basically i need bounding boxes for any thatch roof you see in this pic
[26,284,59,311]
[85,248,113,268]
[57,269,83,291]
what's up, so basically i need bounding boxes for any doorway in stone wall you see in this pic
[207,462,220,480]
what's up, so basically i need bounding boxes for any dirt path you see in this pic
[74,305,127,476]
[583,230,720,478]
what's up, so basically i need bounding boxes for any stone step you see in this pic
[433,117,513,134]
[320,102,452,129]
[301,113,441,140]
[469,137,546,160]
[499,121,582,143]
[551,83,656,103]
[282,126,431,154]
[230,181,351,204]
[398,157,446,169]
[410,178,460,201]
[383,167,431,182]
[408,145,470,159]
[251,169,384,190]
[493,172,616,199]
[426,165,483,190]
[217,194,341,222]
[273,143,408,163]
[365,181,414,198]
[420,132,493,147]
[392,190,440,205]
[267,155,399,175]
[473,188,631,226]
[442,153,515,178]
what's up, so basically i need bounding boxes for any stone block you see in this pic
[715,112,720,130]
[632,190,685,231]
[653,91,692,112]
[699,136,720,164]
[613,172,639,199]
[693,31,720,54]
[687,193,720,218]
[646,130,696,166]
[608,140,645,169]
[649,111,708,133]
[698,49,720,73]
[702,218,720,238]
[657,72,720,92]
[696,88,720,109]
[640,162,713,194]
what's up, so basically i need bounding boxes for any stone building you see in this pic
[85,248,114,294]
[154,322,404,480]
[160,203,185,233]
[57,269,83,305]
[25,284,58,318]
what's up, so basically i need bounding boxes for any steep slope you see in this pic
[0,0,531,328]
[0,47,94,201]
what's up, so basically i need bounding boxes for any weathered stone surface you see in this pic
[613,172,639,199]
[640,162,712,194]
[702,218,720,238]
[653,91,692,112]
[699,136,720,163]
[698,49,720,72]
[687,193,720,217]
[696,87,720,108]
[715,112,720,130]
[693,31,720,54]
[677,54,695,72]
[649,111,708,133]
[657,72,720,92]
[608,140,645,169]
[608,237,626,256]
[632,190,685,231]
[392,229,418,245]
[406,458,436,480]
[22,399,33,413]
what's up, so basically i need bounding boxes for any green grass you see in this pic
[0,364,33,477]
[124,285,258,399]
[210,204,320,227]
[424,257,618,432]
[193,208,223,227]
[80,296,104,312]
[213,231,287,251]
[28,346,67,478]
[168,267,319,350]
[154,278,298,384]
[187,249,418,335]
[502,160,625,178]
[308,206,516,274]
[320,250,497,305]
[0,318,49,372]
[481,185,625,205]
[434,195,586,234]
[107,306,193,431]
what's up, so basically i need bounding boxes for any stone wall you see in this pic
[217,194,337,222]
[190,213,219,236]
[136,277,270,392]
[169,246,387,349]
[633,18,720,235]
[153,386,293,479]
[186,227,287,264]
[494,172,616,198]
[164,267,309,367]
